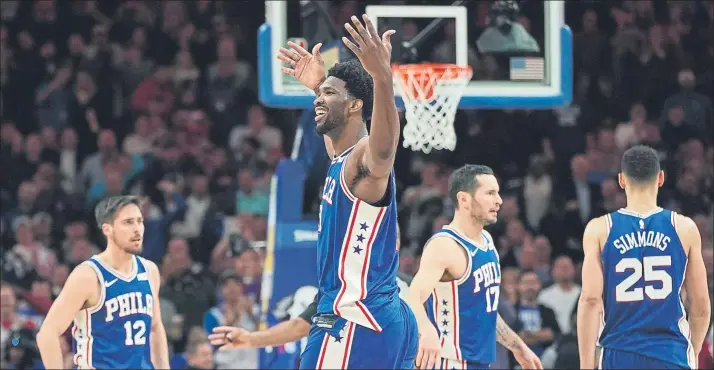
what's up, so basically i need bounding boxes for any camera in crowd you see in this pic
[227,232,253,258]
[3,328,40,369]
[477,0,541,54]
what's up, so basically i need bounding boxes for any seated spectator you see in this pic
[514,270,561,358]
[204,272,258,369]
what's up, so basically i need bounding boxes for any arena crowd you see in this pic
[1,1,712,369]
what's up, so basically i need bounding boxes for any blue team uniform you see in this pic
[72,255,154,369]
[598,208,696,369]
[425,227,500,370]
[300,145,418,369]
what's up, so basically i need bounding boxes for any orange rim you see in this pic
[392,64,472,101]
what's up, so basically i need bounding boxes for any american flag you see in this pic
[509,57,544,81]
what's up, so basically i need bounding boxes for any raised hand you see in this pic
[342,14,396,79]
[208,326,254,350]
[277,41,326,91]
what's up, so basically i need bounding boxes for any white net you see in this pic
[393,64,473,154]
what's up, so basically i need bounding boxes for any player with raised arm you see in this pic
[37,196,170,369]
[277,14,415,369]
[578,145,711,369]
[406,165,542,370]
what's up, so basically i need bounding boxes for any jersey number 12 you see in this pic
[124,320,147,346]
[615,256,673,302]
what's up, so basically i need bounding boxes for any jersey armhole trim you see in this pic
[605,214,613,231]
[424,234,473,285]
[83,262,106,314]
[339,155,357,202]
[136,256,155,297]
[482,230,498,257]
[602,214,613,250]
[670,211,688,258]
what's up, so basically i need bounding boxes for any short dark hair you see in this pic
[94,195,141,229]
[519,269,540,282]
[621,145,660,183]
[448,165,495,208]
[327,59,373,121]
[185,338,209,355]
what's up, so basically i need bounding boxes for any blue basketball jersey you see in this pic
[426,227,501,366]
[72,255,154,369]
[316,145,401,332]
[599,208,696,368]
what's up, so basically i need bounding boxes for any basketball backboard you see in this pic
[258,0,572,110]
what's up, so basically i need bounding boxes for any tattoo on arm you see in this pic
[496,314,521,351]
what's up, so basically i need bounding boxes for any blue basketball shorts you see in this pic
[599,348,689,369]
[300,299,418,369]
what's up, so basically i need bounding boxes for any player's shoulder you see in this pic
[423,232,465,258]
[346,137,370,158]
[137,256,160,277]
[136,255,158,270]
[585,214,610,234]
[583,215,610,251]
[671,211,697,232]
[68,262,101,286]
[671,212,701,253]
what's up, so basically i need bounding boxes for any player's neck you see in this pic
[450,216,485,243]
[624,190,659,215]
[329,122,367,157]
[100,245,135,274]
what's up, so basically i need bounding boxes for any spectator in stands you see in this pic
[204,272,258,369]
[79,129,118,191]
[522,156,553,230]
[660,68,713,134]
[140,180,187,262]
[184,339,215,370]
[615,102,649,150]
[229,104,282,157]
[515,270,560,358]
[538,256,581,334]
[161,237,215,350]
[235,168,268,217]
[0,2,711,369]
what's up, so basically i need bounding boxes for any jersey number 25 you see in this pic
[615,256,673,302]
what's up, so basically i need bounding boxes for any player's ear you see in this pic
[456,191,470,208]
[101,223,111,238]
[348,99,363,114]
[617,173,626,190]
[657,170,665,187]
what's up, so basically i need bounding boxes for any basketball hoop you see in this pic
[392,64,473,154]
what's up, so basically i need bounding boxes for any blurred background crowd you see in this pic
[0,1,712,369]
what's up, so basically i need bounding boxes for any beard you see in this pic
[315,113,342,136]
[472,209,497,226]
[112,233,143,255]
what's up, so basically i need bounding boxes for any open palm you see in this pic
[277,41,326,91]
[342,14,395,78]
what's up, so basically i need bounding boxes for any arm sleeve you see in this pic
[298,295,318,324]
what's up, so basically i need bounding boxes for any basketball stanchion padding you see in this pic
[392,63,473,154]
